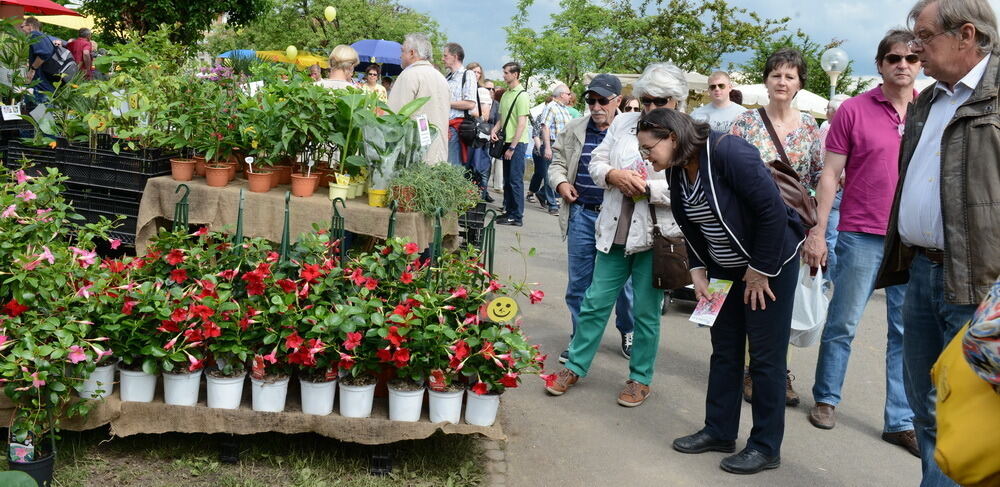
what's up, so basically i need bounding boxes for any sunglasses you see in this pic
[640,96,672,107]
[585,95,616,106]
[708,84,727,90]
[884,53,920,64]
[622,106,640,112]
[637,119,665,131]
[367,73,378,76]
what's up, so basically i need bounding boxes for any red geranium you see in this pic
[165,249,185,266]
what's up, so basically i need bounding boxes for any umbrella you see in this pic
[256,50,329,69]
[218,49,257,59]
[35,14,94,30]
[1,0,81,16]
[351,39,402,76]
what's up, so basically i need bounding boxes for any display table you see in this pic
[136,177,460,255]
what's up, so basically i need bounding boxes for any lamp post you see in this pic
[820,47,850,99]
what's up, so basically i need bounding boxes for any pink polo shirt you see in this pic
[825,85,917,236]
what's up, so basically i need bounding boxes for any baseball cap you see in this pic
[585,74,622,98]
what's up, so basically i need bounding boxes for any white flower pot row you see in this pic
[85,367,500,425]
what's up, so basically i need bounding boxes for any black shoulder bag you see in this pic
[489,90,524,159]
[457,71,493,148]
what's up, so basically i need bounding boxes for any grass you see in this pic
[50,428,486,487]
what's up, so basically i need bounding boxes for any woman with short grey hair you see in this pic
[633,62,689,112]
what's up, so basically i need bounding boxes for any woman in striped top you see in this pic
[636,108,805,475]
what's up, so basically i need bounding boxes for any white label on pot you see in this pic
[1,104,21,121]
[415,114,432,147]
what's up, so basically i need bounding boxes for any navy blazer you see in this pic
[668,132,805,277]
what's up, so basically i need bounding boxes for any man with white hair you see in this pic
[529,83,573,214]
[690,71,746,132]
[388,33,450,164]
[443,42,477,166]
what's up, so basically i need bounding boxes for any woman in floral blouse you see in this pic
[729,47,822,408]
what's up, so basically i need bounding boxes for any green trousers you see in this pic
[567,245,663,385]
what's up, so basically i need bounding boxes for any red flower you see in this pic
[487,280,502,292]
[381,245,392,256]
[157,320,179,333]
[193,226,209,236]
[276,278,297,293]
[343,331,362,351]
[165,249,185,266]
[183,328,205,342]
[471,381,489,395]
[450,339,471,360]
[122,298,137,315]
[364,278,378,290]
[163,337,177,350]
[202,321,222,338]
[376,347,393,362]
[481,341,496,360]
[349,268,366,286]
[169,268,188,284]
[387,326,405,347]
[170,307,190,323]
[285,331,304,350]
[3,299,30,317]
[540,373,558,388]
[449,287,468,299]
[403,242,419,255]
[392,348,411,367]
[300,264,322,283]
[529,289,545,304]
[190,304,214,321]
[500,372,519,388]
[217,269,238,280]
[400,272,413,284]
[338,353,355,370]
[103,260,128,273]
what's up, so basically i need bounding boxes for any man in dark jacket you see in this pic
[19,17,56,104]
[876,1,1000,485]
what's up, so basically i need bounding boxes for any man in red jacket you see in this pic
[66,28,94,80]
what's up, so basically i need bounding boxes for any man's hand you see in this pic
[504,147,514,160]
[556,182,578,203]
[544,147,553,160]
[606,169,646,197]
[801,231,828,269]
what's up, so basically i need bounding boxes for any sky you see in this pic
[398,0,1000,82]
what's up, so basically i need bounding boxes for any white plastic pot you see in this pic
[388,385,425,422]
[163,369,203,406]
[465,392,501,426]
[428,388,464,424]
[251,376,289,412]
[77,363,115,399]
[119,367,157,402]
[206,372,246,409]
[300,378,336,416]
[338,382,376,418]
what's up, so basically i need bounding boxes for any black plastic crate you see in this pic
[458,203,489,248]
[63,186,141,245]
[1,119,33,145]
[4,140,59,175]
[59,145,174,191]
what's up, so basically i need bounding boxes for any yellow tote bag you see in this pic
[931,322,1000,487]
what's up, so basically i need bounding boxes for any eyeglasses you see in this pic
[585,95,616,106]
[367,73,379,77]
[487,87,496,91]
[638,138,665,160]
[884,53,920,64]
[907,29,952,49]
[640,96,673,107]
[708,84,727,90]
[622,105,640,112]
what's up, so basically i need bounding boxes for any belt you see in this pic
[576,202,602,212]
[913,246,945,265]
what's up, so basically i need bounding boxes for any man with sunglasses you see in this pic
[802,29,921,457]
[549,74,635,363]
[690,71,746,132]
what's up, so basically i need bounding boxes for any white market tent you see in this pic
[735,84,829,119]
[583,71,710,92]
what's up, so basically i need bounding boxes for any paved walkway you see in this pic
[492,200,922,486]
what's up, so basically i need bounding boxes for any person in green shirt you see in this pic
[490,61,531,226]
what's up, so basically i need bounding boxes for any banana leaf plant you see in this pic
[360,96,432,190]
[329,89,381,176]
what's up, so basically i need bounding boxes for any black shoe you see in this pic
[548,207,560,215]
[497,217,522,226]
[483,193,495,203]
[558,349,569,364]
[720,448,780,474]
[620,332,633,359]
[672,431,736,454]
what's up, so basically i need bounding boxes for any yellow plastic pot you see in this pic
[368,189,388,207]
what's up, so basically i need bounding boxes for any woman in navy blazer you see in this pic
[636,108,804,475]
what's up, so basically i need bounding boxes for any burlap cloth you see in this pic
[135,177,459,255]
[0,383,505,444]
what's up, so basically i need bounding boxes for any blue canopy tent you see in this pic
[218,50,257,59]
[350,39,403,77]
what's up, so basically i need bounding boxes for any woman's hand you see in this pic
[691,268,710,302]
[606,169,646,197]
[743,268,775,311]
[801,231,827,269]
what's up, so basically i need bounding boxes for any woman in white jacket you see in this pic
[545,63,686,407]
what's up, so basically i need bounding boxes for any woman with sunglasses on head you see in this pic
[361,64,388,102]
[544,63,687,408]
[619,95,640,113]
[728,47,822,407]
[637,108,805,474]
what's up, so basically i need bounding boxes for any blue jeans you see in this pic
[812,231,912,432]
[528,155,557,210]
[469,147,492,198]
[501,143,528,221]
[566,204,634,337]
[902,253,977,487]
[824,190,842,283]
[447,125,464,166]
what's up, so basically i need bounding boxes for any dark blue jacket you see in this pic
[668,132,805,277]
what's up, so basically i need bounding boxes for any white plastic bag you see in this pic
[790,262,828,347]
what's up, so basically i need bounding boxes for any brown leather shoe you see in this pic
[882,430,920,458]
[809,402,836,429]
[617,379,650,407]
[785,370,800,407]
[742,368,752,403]
[545,368,579,396]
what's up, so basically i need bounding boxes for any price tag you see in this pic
[415,114,432,147]
[1,104,21,121]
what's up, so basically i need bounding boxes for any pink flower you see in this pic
[16,190,36,201]
[38,246,54,264]
[31,372,45,388]
[0,335,8,347]
[96,347,113,360]
[75,283,93,298]
[2,205,16,218]
[35,208,52,217]
[449,287,468,299]
[15,170,28,184]
[186,352,205,371]
[67,345,87,364]
[487,280,503,292]
[109,238,122,250]
[70,247,97,268]
[529,289,545,304]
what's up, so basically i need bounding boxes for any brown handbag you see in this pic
[648,203,692,290]
[756,108,819,229]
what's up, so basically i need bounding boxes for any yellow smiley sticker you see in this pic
[486,297,518,322]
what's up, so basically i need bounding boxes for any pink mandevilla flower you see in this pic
[67,345,87,364]
[75,283,93,298]
[529,289,545,304]
[16,190,36,201]
[70,247,97,267]
[2,205,16,218]
[31,372,45,388]
[109,238,122,250]
[15,170,28,184]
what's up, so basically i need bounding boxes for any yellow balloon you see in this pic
[486,297,518,323]
[285,45,298,60]
[324,6,337,22]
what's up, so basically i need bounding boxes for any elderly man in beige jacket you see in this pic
[388,33,450,164]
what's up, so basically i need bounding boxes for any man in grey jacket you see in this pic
[549,74,634,363]
[876,1,1000,485]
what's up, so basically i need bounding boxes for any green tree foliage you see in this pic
[505,0,789,91]
[202,0,445,61]
[80,0,270,46]
[734,31,872,97]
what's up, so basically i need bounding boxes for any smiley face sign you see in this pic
[486,297,519,322]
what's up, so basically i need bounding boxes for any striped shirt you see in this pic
[682,173,747,268]
[573,119,608,205]
[540,101,572,141]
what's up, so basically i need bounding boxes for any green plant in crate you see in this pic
[388,162,481,216]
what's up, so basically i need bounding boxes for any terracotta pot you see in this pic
[193,156,207,176]
[290,173,318,197]
[224,161,238,181]
[273,164,293,185]
[170,158,196,181]
[316,169,330,188]
[392,185,417,212]
[247,171,273,193]
[269,168,280,188]
[205,164,230,187]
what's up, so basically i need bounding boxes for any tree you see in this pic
[734,31,872,97]
[505,0,789,92]
[201,0,445,61]
[80,0,270,46]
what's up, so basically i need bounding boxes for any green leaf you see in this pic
[142,358,159,375]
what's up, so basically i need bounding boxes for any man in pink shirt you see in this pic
[65,28,94,80]
[802,29,921,457]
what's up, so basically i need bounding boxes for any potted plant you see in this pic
[387,163,481,217]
